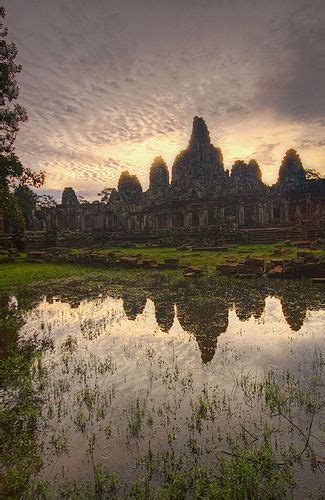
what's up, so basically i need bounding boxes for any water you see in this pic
[2,277,325,497]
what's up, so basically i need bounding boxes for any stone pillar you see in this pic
[199,208,208,226]
[238,203,245,227]
[0,208,4,233]
[262,204,268,225]
[281,200,290,225]
[166,213,173,229]
[305,194,312,220]
[257,203,264,226]
[218,207,225,223]
[184,212,192,227]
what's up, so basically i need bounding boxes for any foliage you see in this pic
[0,9,45,230]
[0,8,27,154]
[14,185,37,215]
[0,308,44,497]
[98,187,115,204]
[36,194,57,210]
[304,168,323,180]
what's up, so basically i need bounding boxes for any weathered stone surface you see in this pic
[217,263,237,275]
[236,273,257,279]
[236,264,263,275]
[12,116,325,243]
[171,116,226,197]
[149,157,169,194]
[118,171,143,203]
[245,256,264,267]
[142,259,158,269]
[230,159,264,193]
[163,258,179,269]
[183,265,205,276]
[277,149,306,193]
[268,265,284,277]
[62,187,79,207]
[119,255,141,268]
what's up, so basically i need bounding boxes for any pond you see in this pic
[1,276,324,498]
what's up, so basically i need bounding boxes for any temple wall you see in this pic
[51,194,324,234]
[12,189,325,240]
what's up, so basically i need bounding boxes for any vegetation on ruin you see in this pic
[1,241,325,292]
[88,241,325,267]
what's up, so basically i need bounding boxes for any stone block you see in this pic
[143,259,158,269]
[184,266,203,276]
[270,259,283,267]
[217,264,237,275]
[245,256,264,268]
[164,258,180,269]
[26,251,48,262]
[184,272,200,278]
[120,255,140,268]
[236,273,257,279]
[296,241,312,248]
[236,264,263,275]
[268,266,283,277]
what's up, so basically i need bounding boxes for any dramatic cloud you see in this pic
[4,0,325,199]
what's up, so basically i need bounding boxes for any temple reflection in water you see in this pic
[1,279,323,364]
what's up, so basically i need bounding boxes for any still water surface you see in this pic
[4,280,325,496]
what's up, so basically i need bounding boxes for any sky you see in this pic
[4,0,325,200]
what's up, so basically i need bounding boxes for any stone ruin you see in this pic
[4,116,325,245]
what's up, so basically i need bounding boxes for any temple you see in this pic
[8,117,325,244]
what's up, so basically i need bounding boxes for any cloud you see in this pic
[255,1,325,121]
[3,0,325,198]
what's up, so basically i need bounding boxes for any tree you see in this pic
[36,194,56,210]
[98,187,114,204]
[304,168,323,180]
[14,185,37,216]
[0,8,45,231]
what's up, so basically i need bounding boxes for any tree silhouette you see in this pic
[304,168,323,180]
[0,8,44,231]
[98,187,115,204]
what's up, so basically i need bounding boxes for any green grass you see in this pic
[1,242,324,292]
[0,262,101,292]
[75,242,325,268]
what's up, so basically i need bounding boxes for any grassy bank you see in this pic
[1,242,324,292]
[76,242,325,268]
[0,261,102,292]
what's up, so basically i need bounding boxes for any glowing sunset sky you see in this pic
[4,0,325,199]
